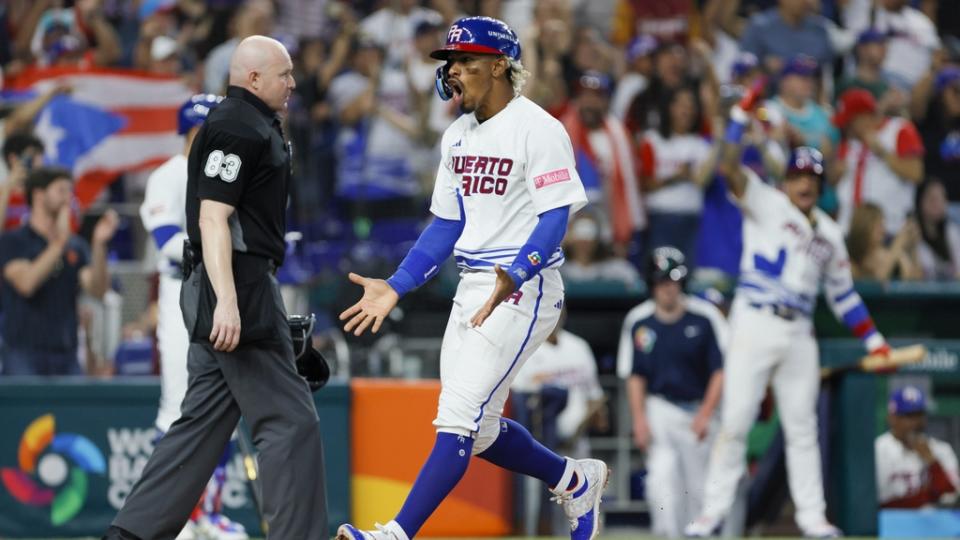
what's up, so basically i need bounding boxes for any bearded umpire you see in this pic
[104,35,328,539]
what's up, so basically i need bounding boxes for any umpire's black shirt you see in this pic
[186,86,290,265]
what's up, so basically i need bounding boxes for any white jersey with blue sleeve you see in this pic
[139,153,191,433]
[140,154,189,276]
[430,96,588,271]
[734,168,844,319]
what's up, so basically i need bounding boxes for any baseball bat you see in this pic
[820,344,927,378]
[236,419,268,535]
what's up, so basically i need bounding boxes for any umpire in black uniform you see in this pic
[104,36,328,539]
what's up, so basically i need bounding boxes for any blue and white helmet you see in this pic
[177,93,223,135]
[430,16,521,61]
[431,16,521,101]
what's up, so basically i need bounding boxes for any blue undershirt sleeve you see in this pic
[505,206,570,290]
[386,216,464,297]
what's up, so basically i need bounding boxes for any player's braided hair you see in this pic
[505,58,530,97]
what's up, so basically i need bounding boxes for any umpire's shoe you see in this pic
[551,458,610,540]
[337,520,408,540]
[102,526,143,540]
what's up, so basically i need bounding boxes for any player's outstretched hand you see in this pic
[470,265,517,328]
[340,272,399,336]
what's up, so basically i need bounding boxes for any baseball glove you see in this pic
[288,314,330,392]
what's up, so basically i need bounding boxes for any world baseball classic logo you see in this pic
[1,414,106,525]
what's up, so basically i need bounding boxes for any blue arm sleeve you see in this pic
[505,206,569,289]
[386,216,464,297]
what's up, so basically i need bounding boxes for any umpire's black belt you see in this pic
[183,241,277,281]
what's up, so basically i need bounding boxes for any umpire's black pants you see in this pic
[112,267,327,539]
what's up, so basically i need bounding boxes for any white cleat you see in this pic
[801,521,843,538]
[551,458,610,540]
[337,521,408,540]
[174,519,199,540]
[196,513,248,540]
[684,514,722,537]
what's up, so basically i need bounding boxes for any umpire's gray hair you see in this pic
[506,58,530,96]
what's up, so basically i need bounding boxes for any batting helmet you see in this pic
[430,16,521,62]
[432,17,521,101]
[786,146,825,179]
[646,246,688,292]
[177,94,222,135]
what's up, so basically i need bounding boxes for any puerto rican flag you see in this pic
[5,66,192,208]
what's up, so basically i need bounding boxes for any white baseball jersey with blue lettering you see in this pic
[735,169,851,319]
[430,96,588,452]
[140,153,190,433]
[430,95,588,271]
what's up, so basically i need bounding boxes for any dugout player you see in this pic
[139,94,248,540]
[617,247,726,538]
[876,385,959,508]
[685,90,892,538]
[337,16,609,540]
[103,36,327,540]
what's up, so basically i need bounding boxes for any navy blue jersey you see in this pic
[616,296,726,403]
[0,225,90,352]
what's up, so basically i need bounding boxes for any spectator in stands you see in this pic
[739,0,834,76]
[521,0,574,113]
[639,84,713,263]
[611,35,657,120]
[625,40,699,135]
[203,0,275,94]
[132,1,180,71]
[1,133,45,232]
[767,55,836,155]
[611,0,694,46]
[561,212,641,288]
[328,36,421,211]
[914,178,960,280]
[360,0,443,70]
[406,19,446,189]
[913,67,960,201]
[561,71,645,258]
[835,29,906,116]
[0,167,117,375]
[29,2,122,68]
[864,0,941,90]
[511,307,607,458]
[618,247,726,539]
[144,36,180,75]
[834,88,925,236]
[876,385,959,508]
[846,202,923,281]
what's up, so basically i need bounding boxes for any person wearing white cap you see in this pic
[876,385,959,508]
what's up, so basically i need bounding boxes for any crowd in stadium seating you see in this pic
[0,1,957,359]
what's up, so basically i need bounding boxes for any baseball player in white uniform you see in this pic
[139,94,247,540]
[685,93,892,538]
[876,385,959,507]
[336,16,609,540]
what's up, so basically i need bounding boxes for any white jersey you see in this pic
[511,330,603,441]
[875,431,960,505]
[735,169,852,318]
[431,96,588,271]
[140,154,189,275]
[140,153,191,433]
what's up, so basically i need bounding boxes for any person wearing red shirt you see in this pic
[833,88,925,237]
